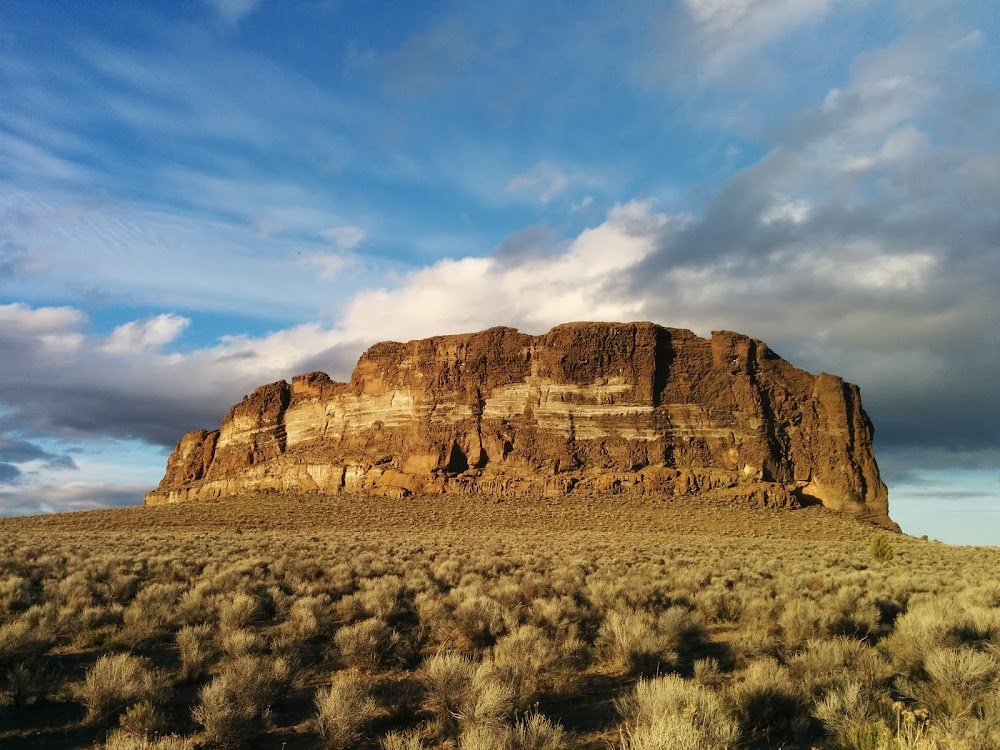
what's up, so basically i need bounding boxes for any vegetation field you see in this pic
[1,493,998,749]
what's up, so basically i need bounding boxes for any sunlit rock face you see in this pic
[146,322,893,526]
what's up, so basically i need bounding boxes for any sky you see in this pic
[1,1,997,545]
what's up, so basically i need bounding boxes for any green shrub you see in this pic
[869,534,895,564]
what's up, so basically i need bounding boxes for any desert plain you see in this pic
[1,492,998,749]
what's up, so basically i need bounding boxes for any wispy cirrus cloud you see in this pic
[205,0,264,26]
[506,162,595,206]
[683,0,833,78]
[321,225,366,251]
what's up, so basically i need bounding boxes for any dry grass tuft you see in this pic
[618,674,738,750]
[314,668,381,749]
[78,653,161,725]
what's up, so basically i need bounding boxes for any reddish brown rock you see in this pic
[146,322,894,527]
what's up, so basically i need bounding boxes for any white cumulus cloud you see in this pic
[103,314,191,355]
[0,303,86,334]
[338,200,669,342]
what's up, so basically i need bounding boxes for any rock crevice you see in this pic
[146,322,893,526]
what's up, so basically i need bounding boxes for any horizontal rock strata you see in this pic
[146,322,893,525]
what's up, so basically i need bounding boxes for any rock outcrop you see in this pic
[146,322,893,526]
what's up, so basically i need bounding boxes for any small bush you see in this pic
[102,730,196,750]
[420,652,476,738]
[901,646,999,719]
[778,597,832,650]
[218,592,265,632]
[220,627,266,657]
[453,595,512,652]
[879,599,998,679]
[273,594,334,659]
[79,653,160,725]
[510,712,571,750]
[491,624,582,710]
[455,662,515,732]
[691,657,723,689]
[121,583,186,644]
[116,699,167,738]
[192,675,247,748]
[869,534,895,564]
[727,657,805,745]
[597,607,703,676]
[1,660,53,707]
[618,674,738,750]
[787,637,892,698]
[0,619,50,667]
[460,725,510,750]
[334,617,394,670]
[380,729,425,750]
[814,681,889,750]
[0,574,32,612]
[192,654,291,747]
[177,624,216,682]
[314,669,381,749]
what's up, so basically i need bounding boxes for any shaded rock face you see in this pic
[147,322,892,524]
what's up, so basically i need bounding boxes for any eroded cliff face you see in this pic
[146,322,893,526]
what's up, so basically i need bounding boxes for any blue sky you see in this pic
[1,1,997,545]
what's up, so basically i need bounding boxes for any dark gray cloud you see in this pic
[619,24,1000,465]
[877,447,1000,487]
[0,434,77,486]
[492,224,561,266]
[0,435,77,469]
[0,310,340,451]
[0,382,227,448]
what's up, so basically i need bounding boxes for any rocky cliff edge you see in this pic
[146,322,894,528]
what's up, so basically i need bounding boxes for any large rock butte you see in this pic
[146,322,894,527]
